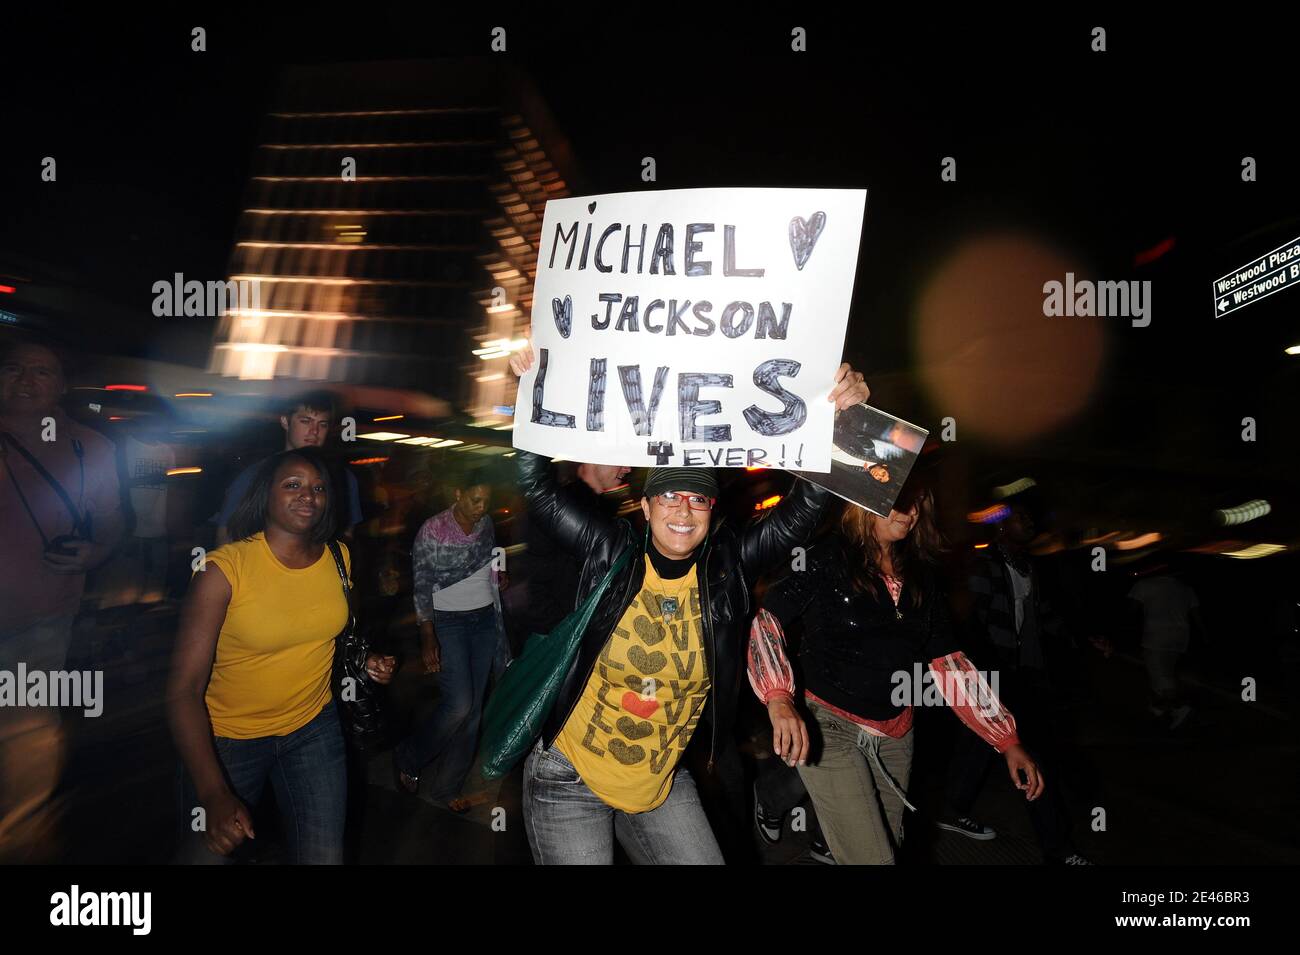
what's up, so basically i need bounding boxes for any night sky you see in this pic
[3,13,1298,490]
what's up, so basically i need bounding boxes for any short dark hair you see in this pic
[0,332,75,382]
[454,466,493,492]
[227,448,338,544]
[282,389,337,421]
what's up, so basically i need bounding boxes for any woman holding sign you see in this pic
[508,338,869,864]
[747,486,1044,865]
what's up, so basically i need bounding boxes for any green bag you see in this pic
[480,545,634,780]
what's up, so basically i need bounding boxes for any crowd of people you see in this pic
[1,330,1225,865]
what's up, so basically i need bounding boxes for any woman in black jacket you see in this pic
[748,486,1043,864]
[509,339,869,864]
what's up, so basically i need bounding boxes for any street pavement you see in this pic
[47,601,1300,865]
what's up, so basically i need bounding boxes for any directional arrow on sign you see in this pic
[1218,298,1228,313]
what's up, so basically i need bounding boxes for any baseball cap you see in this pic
[642,467,719,500]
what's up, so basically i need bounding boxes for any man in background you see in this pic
[214,390,363,545]
[0,336,124,860]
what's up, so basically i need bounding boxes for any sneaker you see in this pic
[753,784,782,845]
[809,836,835,865]
[936,816,998,840]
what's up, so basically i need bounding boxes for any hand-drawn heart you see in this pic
[789,212,827,271]
[607,738,645,765]
[587,201,597,214]
[627,646,666,675]
[551,295,572,339]
[633,615,666,646]
[616,716,654,740]
[622,691,659,718]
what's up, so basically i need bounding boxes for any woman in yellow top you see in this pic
[166,448,394,864]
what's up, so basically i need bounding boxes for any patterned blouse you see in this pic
[412,507,499,624]
[747,574,1021,753]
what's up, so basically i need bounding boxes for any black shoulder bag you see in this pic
[326,540,386,751]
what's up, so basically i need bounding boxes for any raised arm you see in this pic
[739,475,830,577]
[738,359,868,575]
[515,450,620,558]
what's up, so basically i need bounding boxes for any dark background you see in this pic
[4,12,1296,468]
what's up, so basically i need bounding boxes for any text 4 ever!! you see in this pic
[1213,235,1300,317]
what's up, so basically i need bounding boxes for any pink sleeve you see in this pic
[929,651,1021,753]
[748,609,797,706]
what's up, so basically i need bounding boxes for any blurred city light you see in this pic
[1222,543,1286,559]
[1114,532,1163,550]
[916,234,1104,445]
[1215,500,1272,526]
[967,504,1010,524]
[992,477,1037,498]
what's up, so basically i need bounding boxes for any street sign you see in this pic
[1212,236,1300,317]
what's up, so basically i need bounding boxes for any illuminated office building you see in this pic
[210,60,574,425]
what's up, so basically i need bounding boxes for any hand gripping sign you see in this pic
[512,187,867,472]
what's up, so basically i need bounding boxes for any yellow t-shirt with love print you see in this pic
[555,555,710,813]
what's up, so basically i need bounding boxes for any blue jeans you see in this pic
[178,701,347,864]
[395,605,497,803]
[523,739,724,865]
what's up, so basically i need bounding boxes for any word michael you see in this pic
[0,665,103,717]
[152,273,261,317]
[1042,273,1150,327]
[50,886,151,935]
[549,218,766,277]
[890,663,1001,713]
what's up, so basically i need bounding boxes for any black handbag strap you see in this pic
[325,540,356,640]
[1,431,88,543]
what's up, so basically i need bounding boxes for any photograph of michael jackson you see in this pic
[796,403,929,516]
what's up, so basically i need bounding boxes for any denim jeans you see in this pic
[522,739,724,865]
[798,700,914,865]
[395,605,497,804]
[177,701,347,864]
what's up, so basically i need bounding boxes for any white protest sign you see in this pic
[512,187,867,472]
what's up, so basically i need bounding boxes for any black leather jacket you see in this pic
[517,451,830,767]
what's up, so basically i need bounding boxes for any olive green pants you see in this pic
[798,699,915,865]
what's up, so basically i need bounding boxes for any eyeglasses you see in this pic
[652,491,715,512]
